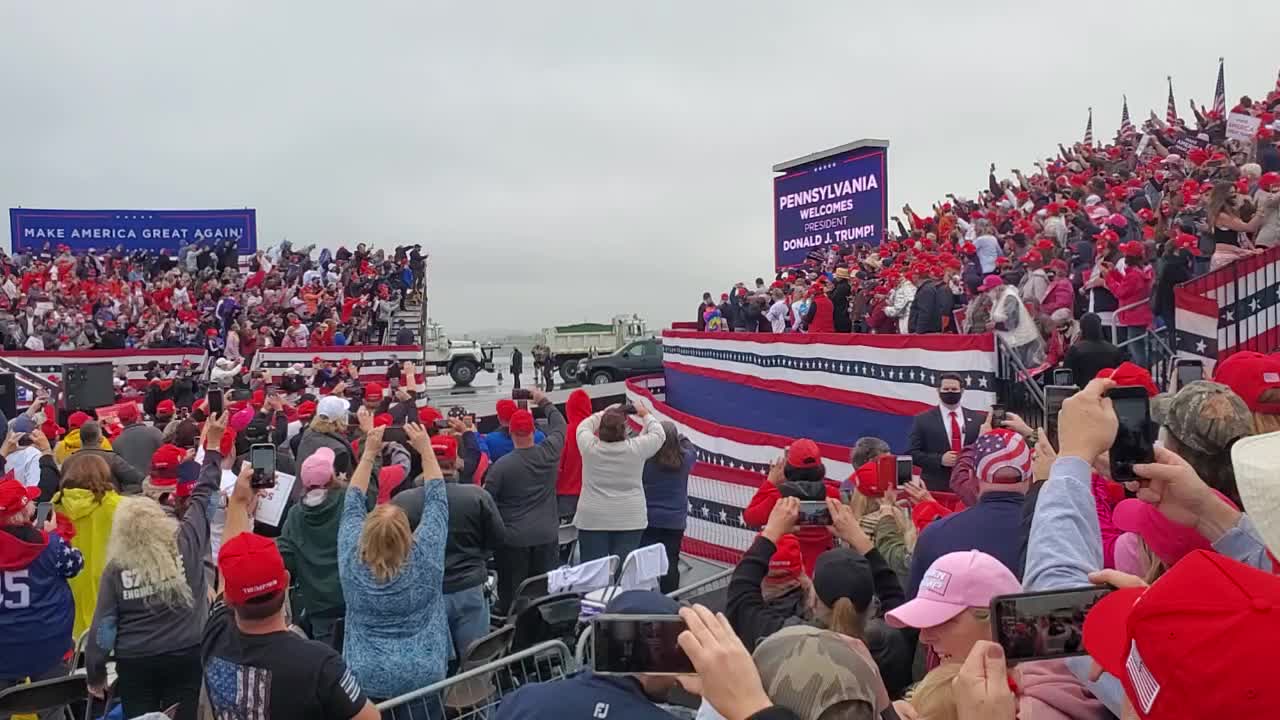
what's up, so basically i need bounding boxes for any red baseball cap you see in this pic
[1097,362,1159,398]
[156,399,176,417]
[117,403,139,424]
[150,443,185,480]
[373,413,394,428]
[911,500,951,533]
[1083,550,1280,719]
[509,409,535,436]
[785,439,822,468]
[852,461,883,498]
[1212,351,1280,414]
[296,400,317,420]
[417,406,443,425]
[67,411,92,430]
[0,476,40,516]
[495,399,518,424]
[364,382,383,400]
[767,533,804,580]
[218,532,289,605]
[431,435,459,462]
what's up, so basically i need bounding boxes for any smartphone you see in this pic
[990,403,1007,429]
[795,499,832,526]
[990,587,1112,663]
[249,443,277,490]
[382,426,409,445]
[1108,385,1156,481]
[1051,368,1074,386]
[35,502,53,527]
[1174,359,1204,389]
[591,614,694,675]
[895,456,912,486]
[876,455,897,496]
[512,388,533,401]
[1043,385,1078,452]
[207,389,224,415]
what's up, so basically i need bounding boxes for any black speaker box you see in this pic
[0,373,15,420]
[62,363,115,412]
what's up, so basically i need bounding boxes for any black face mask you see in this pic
[939,391,963,406]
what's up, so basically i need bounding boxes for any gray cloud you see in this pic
[4,2,1278,333]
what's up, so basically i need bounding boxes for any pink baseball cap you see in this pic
[1112,491,1236,567]
[300,447,336,489]
[886,551,1020,629]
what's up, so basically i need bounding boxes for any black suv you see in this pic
[578,338,663,385]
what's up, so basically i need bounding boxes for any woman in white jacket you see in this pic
[574,404,666,562]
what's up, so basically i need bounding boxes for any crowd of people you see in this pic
[699,80,1280,376]
[5,74,1280,720]
[0,239,426,353]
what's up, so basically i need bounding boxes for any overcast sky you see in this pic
[4,3,1279,334]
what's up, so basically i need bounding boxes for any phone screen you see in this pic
[1051,369,1074,387]
[795,500,832,526]
[1109,386,1155,481]
[1175,361,1204,389]
[250,444,277,489]
[35,502,53,527]
[592,615,693,675]
[1044,386,1078,452]
[207,389,224,415]
[990,404,1007,428]
[991,587,1111,663]
[895,456,912,486]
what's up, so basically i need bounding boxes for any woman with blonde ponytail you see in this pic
[82,410,228,720]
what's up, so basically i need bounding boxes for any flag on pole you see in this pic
[1120,95,1135,136]
[1166,76,1178,127]
[1084,107,1094,146]
[1212,57,1226,117]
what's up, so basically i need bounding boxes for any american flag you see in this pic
[1119,95,1135,136]
[1166,76,1178,127]
[206,657,272,720]
[972,429,1031,484]
[1126,641,1163,713]
[1083,107,1094,146]
[1212,57,1226,117]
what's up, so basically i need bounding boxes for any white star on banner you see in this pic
[1250,299,1260,312]
[1225,310,1235,322]
[1195,340,1207,353]
[718,509,729,522]
[978,376,989,388]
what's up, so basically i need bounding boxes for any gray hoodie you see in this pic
[84,451,221,685]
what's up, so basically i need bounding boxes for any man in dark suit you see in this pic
[908,372,985,491]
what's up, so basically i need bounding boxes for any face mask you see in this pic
[939,391,963,406]
[302,488,328,507]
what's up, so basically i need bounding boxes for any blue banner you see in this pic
[9,208,257,255]
[773,146,887,268]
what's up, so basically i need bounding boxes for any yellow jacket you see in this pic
[53,429,112,466]
[52,488,121,639]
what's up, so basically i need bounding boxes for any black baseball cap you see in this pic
[813,548,874,612]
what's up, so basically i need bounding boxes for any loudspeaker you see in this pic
[0,373,15,420]
[62,363,115,412]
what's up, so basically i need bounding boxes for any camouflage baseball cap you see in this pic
[1150,381,1253,455]
[751,626,880,720]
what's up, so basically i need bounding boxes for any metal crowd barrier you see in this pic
[376,640,573,719]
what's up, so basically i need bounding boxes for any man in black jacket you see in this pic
[829,268,853,332]
[907,272,953,334]
[393,434,506,660]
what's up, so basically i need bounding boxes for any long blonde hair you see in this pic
[359,504,412,583]
[909,663,961,720]
[105,497,193,609]
[309,415,347,436]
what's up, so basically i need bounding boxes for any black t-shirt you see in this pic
[202,603,368,720]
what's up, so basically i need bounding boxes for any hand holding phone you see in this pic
[795,499,832,526]
[35,502,53,529]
